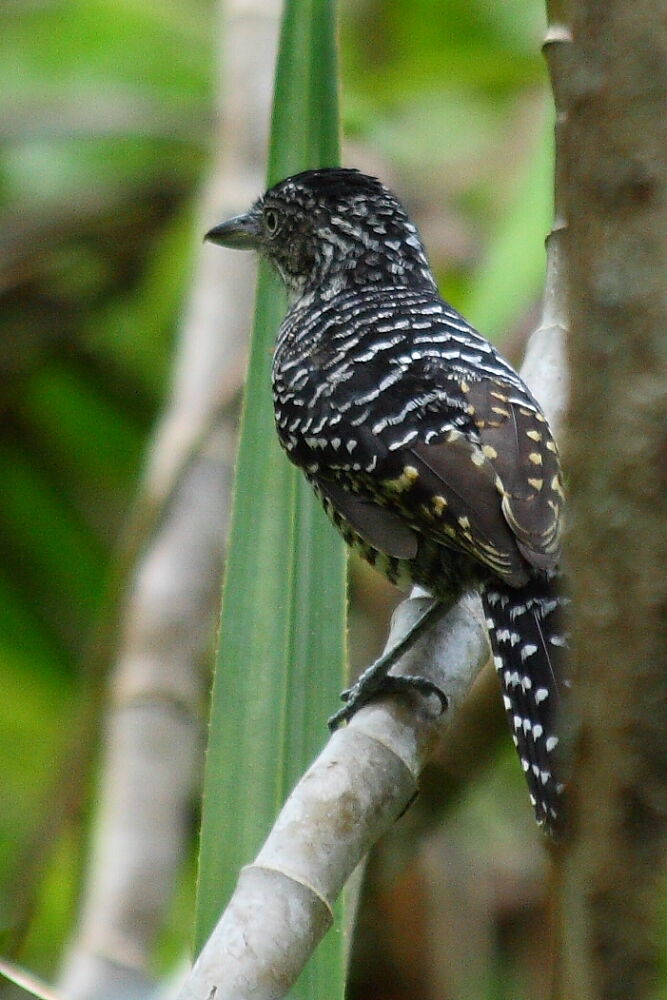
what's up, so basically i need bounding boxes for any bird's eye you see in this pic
[264,208,279,235]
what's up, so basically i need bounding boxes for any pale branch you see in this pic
[177,596,490,1000]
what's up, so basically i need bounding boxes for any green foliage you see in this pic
[343,0,545,102]
[463,111,554,336]
[0,0,211,966]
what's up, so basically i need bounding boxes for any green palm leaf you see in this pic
[194,2,346,996]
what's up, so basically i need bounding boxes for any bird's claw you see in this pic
[328,674,447,731]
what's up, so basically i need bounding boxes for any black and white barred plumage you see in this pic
[206,168,568,836]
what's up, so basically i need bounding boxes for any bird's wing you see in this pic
[310,367,563,587]
[276,296,563,584]
[401,382,562,582]
[465,377,563,571]
[312,476,419,560]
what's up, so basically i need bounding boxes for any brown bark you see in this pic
[560,4,667,998]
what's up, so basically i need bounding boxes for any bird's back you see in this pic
[272,284,561,592]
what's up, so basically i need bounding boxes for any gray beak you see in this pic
[204,211,261,249]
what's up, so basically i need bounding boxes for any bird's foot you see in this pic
[327,598,448,730]
[327,672,447,730]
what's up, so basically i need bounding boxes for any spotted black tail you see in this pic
[482,575,569,837]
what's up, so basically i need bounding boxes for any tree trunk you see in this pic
[560,4,667,998]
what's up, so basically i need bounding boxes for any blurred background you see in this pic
[1,0,556,997]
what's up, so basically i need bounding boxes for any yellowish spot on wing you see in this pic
[458,515,471,530]
[526,429,542,442]
[546,440,558,453]
[460,379,470,393]
[535,412,547,423]
[528,478,543,490]
[482,444,498,459]
[470,448,486,466]
[432,495,448,514]
[491,406,510,418]
[384,465,419,493]
[490,390,508,402]
[528,452,543,466]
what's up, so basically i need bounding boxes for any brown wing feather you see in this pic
[357,377,564,586]
[314,477,419,560]
[303,374,562,588]
[466,379,563,571]
[403,434,531,586]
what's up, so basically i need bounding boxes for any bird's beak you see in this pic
[204,211,261,250]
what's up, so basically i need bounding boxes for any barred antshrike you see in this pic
[206,168,568,836]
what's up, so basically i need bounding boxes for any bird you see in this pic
[205,167,568,837]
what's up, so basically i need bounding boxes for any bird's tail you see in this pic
[481,574,569,837]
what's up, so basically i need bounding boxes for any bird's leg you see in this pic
[328,599,449,730]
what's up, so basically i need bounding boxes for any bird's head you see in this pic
[205,168,436,300]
